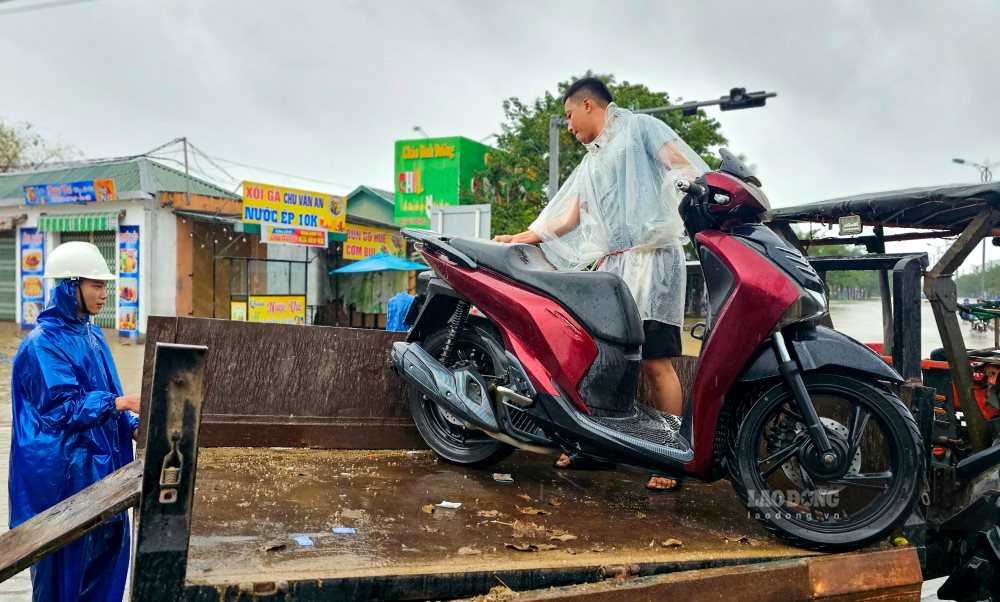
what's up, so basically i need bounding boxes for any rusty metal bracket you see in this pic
[130,343,208,601]
[924,206,1000,452]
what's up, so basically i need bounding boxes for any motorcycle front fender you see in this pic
[738,324,903,384]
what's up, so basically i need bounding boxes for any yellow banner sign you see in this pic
[242,181,346,237]
[343,224,406,260]
[247,295,306,325]
[230,301,247,321]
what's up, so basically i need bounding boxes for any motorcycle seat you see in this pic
[448,238,644,348]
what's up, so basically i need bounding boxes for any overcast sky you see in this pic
[2,0,998,265]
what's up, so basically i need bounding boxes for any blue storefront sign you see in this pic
[20,227,45,330]
[117,225,139,338]
[23,178,117,205]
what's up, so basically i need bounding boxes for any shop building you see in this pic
[0,158,329,336]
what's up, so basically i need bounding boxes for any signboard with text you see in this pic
[393,136,492,229]
[343,223,405,260]
[24,178,116,205]
[242,181,345,246]
[261,224,328,248]
[247,295,306,325]
[117,225,140,337]
[19,228,44,330]
[230,301,247,321]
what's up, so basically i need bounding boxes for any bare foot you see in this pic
[646,475,680,491]
[554,453,572,468]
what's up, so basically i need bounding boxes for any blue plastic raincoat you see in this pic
[386,292,415,332]
[8,279,138,602]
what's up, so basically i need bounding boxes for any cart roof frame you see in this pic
[771,181,1000,239]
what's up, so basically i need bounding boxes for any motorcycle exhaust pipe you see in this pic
[480,429,560,455]
[392,342,561,455]
[391,341,499,431]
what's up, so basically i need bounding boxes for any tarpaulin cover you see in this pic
[771,182,1000,231]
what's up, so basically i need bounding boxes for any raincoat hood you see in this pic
[39,279,88,329]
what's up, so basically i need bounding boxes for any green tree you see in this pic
[0,120,78,173]
[956,264,1000,299]
[470,74,728,236]
[809,243,880,297]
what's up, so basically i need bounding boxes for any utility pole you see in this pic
[547,88,777,199]
[183,137,191,207]
[953,156,997,299]
[548,115,561,201]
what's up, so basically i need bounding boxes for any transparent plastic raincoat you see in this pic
[529,103,709,327]
[8,279,137,601]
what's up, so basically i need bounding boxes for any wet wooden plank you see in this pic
[141,318,416,448]
[0,460,142,582]
[182,448,815,593]
[138,316,178,446]
[172,318,409,420]
[144,317,699,449]
[486,548,921,601]
[198,418,426,449]
[807,546,922,597]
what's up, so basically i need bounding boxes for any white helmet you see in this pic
[43,241,116,281]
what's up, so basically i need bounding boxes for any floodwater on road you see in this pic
[827,297,995,357]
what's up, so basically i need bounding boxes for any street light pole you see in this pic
[952,157,998,183]
[952,156,997,299]
[983,238,987,300]
[547,88,777,199]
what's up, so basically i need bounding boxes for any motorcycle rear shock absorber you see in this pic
[439,300,470,366]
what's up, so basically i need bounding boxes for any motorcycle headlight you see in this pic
[778,285,828,329]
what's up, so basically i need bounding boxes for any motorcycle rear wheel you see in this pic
[408,324,515,467]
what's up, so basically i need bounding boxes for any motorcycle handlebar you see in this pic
[676,179,707,198]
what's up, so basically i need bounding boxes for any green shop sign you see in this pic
[394,136,492,229]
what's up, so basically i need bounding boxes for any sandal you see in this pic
[553,452,615,470]
[646,475,684,493]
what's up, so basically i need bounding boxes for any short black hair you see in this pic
[562,77,613,107]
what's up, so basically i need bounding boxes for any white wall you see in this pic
[150,206,177,320]
[5,200,174,334]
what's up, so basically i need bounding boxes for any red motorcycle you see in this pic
[392,150,923,551]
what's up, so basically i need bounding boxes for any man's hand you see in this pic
[493,231,543,245]
[115,395,141,414]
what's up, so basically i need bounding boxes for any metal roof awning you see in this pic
[173,209,243,226]
[172,210,349,243]
[38,211,122,232]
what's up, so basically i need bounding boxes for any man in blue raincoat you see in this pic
[8,241,141,602]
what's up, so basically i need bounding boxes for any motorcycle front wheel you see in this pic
[728,372,924,552]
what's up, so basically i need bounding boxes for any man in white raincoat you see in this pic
[494,78,707,491]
